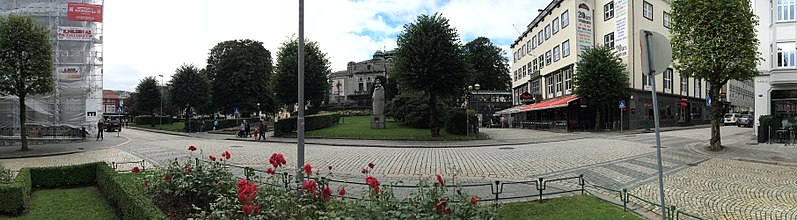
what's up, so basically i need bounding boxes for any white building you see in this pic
[754,0,796,131]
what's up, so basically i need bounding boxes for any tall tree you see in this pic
[464,37,511,90]
[271,37,331,112]
[572,45,629,130]
[134,76,162,125]
[167,64,212,115]
[206,39,273,116]
[0,14,54,151]
[671,0,760,151]
[393,13,469,136]
[123,94,137,116]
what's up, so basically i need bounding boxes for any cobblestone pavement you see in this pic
[1,147,152,171]
[631,158,797,219]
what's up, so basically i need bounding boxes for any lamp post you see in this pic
[473,84,481,134]
[466,83,481,136]
[158,74,164,126]
[257,103,261,117]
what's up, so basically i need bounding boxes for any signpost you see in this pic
[640,30,672,220]
[619,100,625,131]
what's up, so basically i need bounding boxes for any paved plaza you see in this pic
[2,125,796,219]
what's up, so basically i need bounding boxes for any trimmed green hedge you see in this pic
[96,165,168,220]
[0,169,31,215]
[134,115,173,125]
[30,163,97,187]
[445,108,478,135]
[186,118,259,132]
[274,113,341,136]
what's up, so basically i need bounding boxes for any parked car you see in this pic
[723,113,741,126]
[105,116,122,132]
[737,115,753,127]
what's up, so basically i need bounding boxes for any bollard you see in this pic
[622,189,628,211]
[493,180,502,202]
[579,174,585,195]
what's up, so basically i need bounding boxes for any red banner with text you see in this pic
[68,2,103,23]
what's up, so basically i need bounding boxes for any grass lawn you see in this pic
[498,195,639,220]
[285,115,487,140]
[0,187,118,220]
[129,122,185,132]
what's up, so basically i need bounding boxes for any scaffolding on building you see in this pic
[0,0,104,138]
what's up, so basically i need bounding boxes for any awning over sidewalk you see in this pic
[518,95,579,112]
[494,105,525,115]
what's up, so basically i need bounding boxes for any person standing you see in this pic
[244,120,251,137]
[258,118,267,140]
[96,119,105,141]
[213,119,219,131]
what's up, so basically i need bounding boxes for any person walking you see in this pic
[238,120,246,138]
[244,120,251,137]
[96,119,105,141]
[258,118,267,140]
[213,119,219,131]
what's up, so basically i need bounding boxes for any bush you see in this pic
[134,115,173,125]
[759,115,781,129]
[186,118,259,132]
[0,168,31,215]
[96,164,168,220]
[0,162,12,183]
[445,108,478,135]
[274,113,341,136]
[387,92,447,128]
[30,163,97,188]
[144,158,234,219]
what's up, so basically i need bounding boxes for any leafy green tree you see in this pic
[167,64,212,115]
[271,37,332,112]
[572,45,629,130]
[123,94,138,116]
[206,39,273,117]
[0,14,54,151]
[671,0,760,151]
[393,13,469,136]
[134,77,162,126]
[464,37,511,90]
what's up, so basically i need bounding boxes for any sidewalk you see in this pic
[686,130,797,167]
[0,133,129,159]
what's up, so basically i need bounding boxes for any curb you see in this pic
[0,150,82,159]
[684,140,797,167]
[222,136,593,148]
[126,126,192,137]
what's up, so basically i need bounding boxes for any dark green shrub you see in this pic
[387,92,447,128]
[30,163,97,187]
[274,113,341,136]
[445,108,478,135]
[133,115,173,125]
[0,169,31,215]
[759,115,781,128]
[186,118,258,132]
[96,164,168,220]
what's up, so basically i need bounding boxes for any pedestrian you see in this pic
[200,121,205,133]
[258,118,267,140]
[244,120,251,137]
[213,119,219,131]
[239,120,246,137]
[96,119,105,141]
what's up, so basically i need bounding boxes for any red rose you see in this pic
[242,205,251,215]
[338,188,346,196]
[209,155,216,161]
[164,174,173,180]
[436,174,445,187]
[237,179,258,204]
[322,186,332,201]
[328,165,333,170]
[368,162,375,169]
[266,168,275,175]
[301,180,318,196]
[435,198,447,213]
[253,205,260,215]
[303,164,312,175]
[269,153,287,168]
[361,168,368,174]
[131,167,140,173]
[188,145,197,151]
[365,176,380,194]
[185,167,193,174]
[444,207,451,214]
[238,179,248,187]
[470,196,478,205]
[222,150,231,159]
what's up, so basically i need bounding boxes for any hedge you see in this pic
[274,113,342,136]
[96,165,168,220]
[30,163,98,187]
[134,115,173,125]
[0,169,31,215]
[186,118,259,132]
[444,108,478,135]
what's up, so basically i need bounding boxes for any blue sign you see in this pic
[706,95,711,107]
[117,106,123,112]
[234,107,240,115]
[619,100,626,109]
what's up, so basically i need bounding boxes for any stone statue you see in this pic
[371,79,386,129]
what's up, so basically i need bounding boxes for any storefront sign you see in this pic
[57,26,94,41]
[576,0,594,56]
[614,0,629,58]
[68,2,103,22]
[58,66,81,80]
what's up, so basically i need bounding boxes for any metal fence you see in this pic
[583,179,704,220]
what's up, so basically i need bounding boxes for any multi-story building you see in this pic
[507,0,753,130]
[754,0,796,130]
[102,90,120,114]
[328,50,393,108]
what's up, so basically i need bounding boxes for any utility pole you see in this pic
[296,0,306,184]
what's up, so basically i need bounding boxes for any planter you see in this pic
[758,126,770,143]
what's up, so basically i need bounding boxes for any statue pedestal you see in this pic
[371,115,386,129]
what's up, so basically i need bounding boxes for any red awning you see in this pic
[518,95,579,112]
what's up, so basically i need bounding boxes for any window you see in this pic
[533,58,538,71]
[553,18,560,34]
[777,42,796,67]
[514,70,518,81]
[564,67,573,93]
[538,55,544,68]
[643,1,653,20]
[642,73,650,89]
[562,40,570,58]
[604,32,615,49]
[532,79,540,95]
[538,31,544,45]
[545,24,551,39]
[663,11,671,28]
[527,41,531,53]
[695,78,701,98]
[522,65,527,78]
[778,0,796,21]
[561,10,569,28]
[527,62,532,76]
[664,68,673,93]
[547,75,555,98]
[680,75,689,96]
[604,2,614,20]
[513,51,517,63]
[556,72,563,95]
[553,46,561,62]
[546,50,552,65]
[532,36,537,49]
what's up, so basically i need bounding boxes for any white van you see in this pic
[723,113,741,125]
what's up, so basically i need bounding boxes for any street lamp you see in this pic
[472,84,481,132]
[465,83,481,136]
[257,103,261,117]
[158,74,164,126]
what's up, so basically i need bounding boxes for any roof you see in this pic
[511,0,565,48]
[519,95,579,112]
[102,90,119,99]
[470,90,512,95]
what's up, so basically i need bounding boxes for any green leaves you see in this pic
[271,37,332,112]
[206,39,273,115]
[0,13,54,97]
[134,76,162,116]
[167,64,212,114]
[573,45,629,106]
[464,37,511,91]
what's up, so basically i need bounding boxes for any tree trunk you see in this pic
[594,105,601,130]
[429,93,440,137]
[709,84,723,151]
[19,94,28,151]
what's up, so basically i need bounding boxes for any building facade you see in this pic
[754,0,796,129]
[328,50,394,108]
[508,0,753,130]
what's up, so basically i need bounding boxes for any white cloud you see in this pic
[103,0,546,91]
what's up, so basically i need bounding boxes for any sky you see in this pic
[103,0,549,91]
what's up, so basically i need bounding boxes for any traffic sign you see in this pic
[706,95,711,107]
[619,100,626,109]
[639,30,673,76]
[234,107,240,115]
